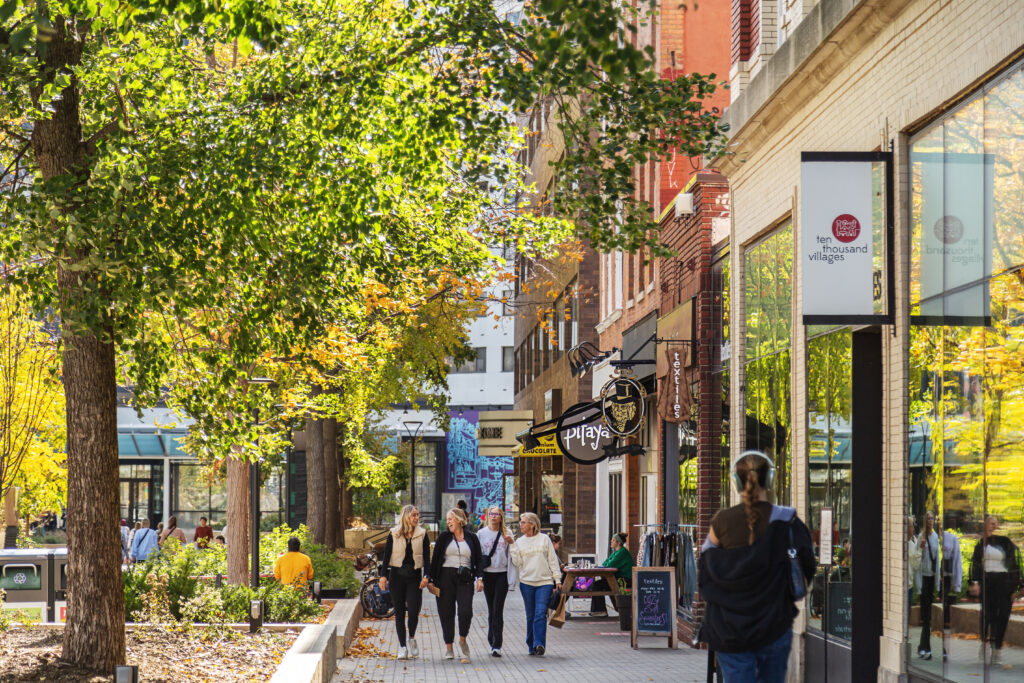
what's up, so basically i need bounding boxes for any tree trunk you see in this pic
[30,20,125,673]
[322,418,339,549]
[339,423,353,538]
[304,418,326,543]
[58,324,124,670]
[226,456,250,585]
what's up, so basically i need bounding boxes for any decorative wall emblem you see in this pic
[600,376,646,436]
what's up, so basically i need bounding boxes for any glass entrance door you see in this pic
[119,463,158,525]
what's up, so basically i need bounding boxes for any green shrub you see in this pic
[220,582,322,623]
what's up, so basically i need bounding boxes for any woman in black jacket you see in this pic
[969,515,1022,665]
[428,507,484,662]
[698,451,815,683]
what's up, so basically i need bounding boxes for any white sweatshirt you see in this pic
[509,533,561,587]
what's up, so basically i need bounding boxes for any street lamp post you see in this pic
[247,377,275,590]
[402,417,423,518]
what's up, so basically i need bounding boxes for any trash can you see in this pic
[52,547,68,623]
[0,548,53,622]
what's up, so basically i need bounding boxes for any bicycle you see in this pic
[358,546,396,619]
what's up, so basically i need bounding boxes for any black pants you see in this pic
[918,575,935,653]
[590,577,630,613]
[981,572,1014,649]
[941,575,956,629]
[482,571,509,649]
[389,569,423,647]
[437,567,474,644]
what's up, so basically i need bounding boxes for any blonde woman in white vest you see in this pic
[379,505,431,660]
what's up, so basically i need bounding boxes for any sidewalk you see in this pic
[334,588,710,683]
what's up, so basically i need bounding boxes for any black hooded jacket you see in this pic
[698,506,816,653]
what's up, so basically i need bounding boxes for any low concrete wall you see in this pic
[325,598,362,655]
[270,624,337,683]
[909,603,1024,647]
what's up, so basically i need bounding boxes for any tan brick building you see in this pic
[717,1,1024,681]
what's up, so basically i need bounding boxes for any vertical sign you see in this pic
[916,152,993,321]
[819,507,833,566]
[801,152,892,324]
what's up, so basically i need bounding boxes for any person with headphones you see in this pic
[698,451,816,683]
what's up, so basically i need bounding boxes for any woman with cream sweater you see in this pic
[509,512,562,656]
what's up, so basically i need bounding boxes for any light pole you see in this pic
[402,417,423,517]
[247,377,275,590]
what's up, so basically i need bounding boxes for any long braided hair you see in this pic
[735,452,772,544]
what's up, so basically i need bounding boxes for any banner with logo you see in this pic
[800,157,876,319]
[916,152,992,321]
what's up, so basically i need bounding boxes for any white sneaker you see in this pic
[444,649,455,660]
[408,638,419,658]
[397,646,408,660]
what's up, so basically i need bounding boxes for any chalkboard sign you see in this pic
[631,567,678,649]
[826,581,852,640]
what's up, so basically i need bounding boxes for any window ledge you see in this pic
[596,309,622,334]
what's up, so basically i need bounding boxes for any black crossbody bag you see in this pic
[478,533,500,571]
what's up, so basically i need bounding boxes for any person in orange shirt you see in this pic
[274,537,314,590]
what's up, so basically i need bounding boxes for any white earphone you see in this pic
[731,450,776,493]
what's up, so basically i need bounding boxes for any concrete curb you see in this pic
[270,623,337,683]
[324,597,362,655]
[269,599,361,683]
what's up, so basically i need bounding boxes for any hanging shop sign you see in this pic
[556,402,616,465]
[477,410,534,457]
[800,151,893,325]
[515,432,565,458]
[656,301,693,425]
[600,376,646,437]
[915,152,993,323]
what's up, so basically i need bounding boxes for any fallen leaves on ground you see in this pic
[346,628,394,659]
[0,627,296,682]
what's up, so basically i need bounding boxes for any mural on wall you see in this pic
[445,410,513,522]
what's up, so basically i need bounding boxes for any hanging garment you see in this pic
[641,532,657,567]
[680,534,696,609]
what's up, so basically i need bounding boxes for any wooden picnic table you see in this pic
[560,566,623,598]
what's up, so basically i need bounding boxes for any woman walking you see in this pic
[969,515,1021,665]
[158,516,186,546]
[428,507,483,663]
[379,505,431,660]
[477,506,516,657]
[509,512,561,656]
[698,451,815,683]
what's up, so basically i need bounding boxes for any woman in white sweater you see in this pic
[509,511,562,656]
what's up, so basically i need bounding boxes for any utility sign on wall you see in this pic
[800,151,893,325]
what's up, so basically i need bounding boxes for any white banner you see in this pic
[801,160,876,317]
[917,152,992,319]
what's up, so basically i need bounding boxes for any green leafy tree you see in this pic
[1,0,724,671]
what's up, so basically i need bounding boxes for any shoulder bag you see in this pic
[787,521,808,600]
[478,532,500,570]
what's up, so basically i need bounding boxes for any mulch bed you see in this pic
[0,627,297,682]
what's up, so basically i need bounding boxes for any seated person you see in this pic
[590,532,633,616]
[274,536,314,590]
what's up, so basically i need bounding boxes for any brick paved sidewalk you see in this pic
[334,587,710,683]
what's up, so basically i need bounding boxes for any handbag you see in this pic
[548,592,567,628]
[787,522,808,600]
[574,576,595,592]
[478,533,500,571]
[548,587,564,611]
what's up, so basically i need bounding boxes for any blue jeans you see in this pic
[519,582,554,652]
[716,629,793,683]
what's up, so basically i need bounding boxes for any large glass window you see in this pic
[744,224,793,505]
[805,328,853,639]
[907,59,1024,682]
[170,462,226,530]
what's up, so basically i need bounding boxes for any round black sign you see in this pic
[601,377,646,436]
[556,402,616,465]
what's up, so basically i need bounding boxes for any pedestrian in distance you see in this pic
[477,506,516,657]
[914,510,939,660]
[590,532,633,616]
[428,507,484,663]
[158,515,187,547]
[456,499,476,531]
[126,522,141,564]
[130,518,159,563]
[193,516,214,549]
[379,505,431,660]
[968,514,1022,665]
[274,536,314,590]
[119,519,131,564]
[509,511,562,657]
[698,451,815,683]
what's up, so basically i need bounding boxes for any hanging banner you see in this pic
[556,402,615,465]
[800,151,892,325]
[656,301,693,424]
[515,432,564,458]
[915,152,993,322]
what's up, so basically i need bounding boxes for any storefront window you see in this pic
[907,59,1024,681]
[170,462,226,530]
[744,225,793,505]
[805,328,853,639]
